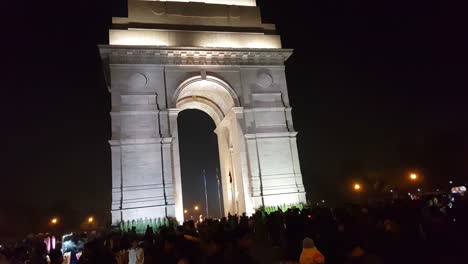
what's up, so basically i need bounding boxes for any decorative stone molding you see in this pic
[257,71,273,88]
[99,45,293,66]
[128,73,148,89]
[172,75,241,107]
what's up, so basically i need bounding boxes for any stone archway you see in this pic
[168,75,252,222]
[174,75,240,125]
[101,0,307,226]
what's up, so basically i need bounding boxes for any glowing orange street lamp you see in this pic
[184,209,188,214]
[410,173,418,181]
[51,218,58,225]
[194,205,199,211]
[354,183,361,191]
[88,217,94,223]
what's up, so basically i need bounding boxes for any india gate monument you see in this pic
[99,0,306,224]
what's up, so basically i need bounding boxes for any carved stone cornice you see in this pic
[99,45,293,66]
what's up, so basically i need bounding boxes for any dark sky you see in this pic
[178,110,224,219]
[2,0,467,239]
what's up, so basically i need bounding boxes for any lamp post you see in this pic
[353,183,362,203]
[51,218,58,225]
[49,217,59,236]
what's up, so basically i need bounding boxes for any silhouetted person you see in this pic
[144,225,154,240]
[27,241,47,264]
[49,248,63,264]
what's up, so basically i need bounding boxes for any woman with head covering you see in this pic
[299,237,325,264]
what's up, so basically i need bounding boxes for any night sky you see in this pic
[2,0,467,239]
[178,110,224,219]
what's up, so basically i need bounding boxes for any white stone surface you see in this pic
[143,0,256,7]
[115,1,266,29]
[101,0,306,225]
[109,29,281,48]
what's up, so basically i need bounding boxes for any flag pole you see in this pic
[203,169,209,218]
[216,168,222,217]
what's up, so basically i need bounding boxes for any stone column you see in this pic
[110,143,123,224]
[168,109,184,222]
[214,108,254,215]
[214,126,232,215]
[232,108,255,215]
[246,132,306,208]
[245,134,264,209]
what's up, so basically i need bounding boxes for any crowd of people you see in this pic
[1,193,467,264]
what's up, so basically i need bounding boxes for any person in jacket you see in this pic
[299,237,325,264]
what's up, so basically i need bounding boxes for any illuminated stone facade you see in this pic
[100,0,306,224]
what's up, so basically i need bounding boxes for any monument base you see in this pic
[252,192,307,209]
[111,204,176,225]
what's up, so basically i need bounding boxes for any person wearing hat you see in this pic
[299,237,325,264]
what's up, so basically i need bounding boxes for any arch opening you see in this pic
[177,109,224,220]
[174,76,240,125]
[172,76,248,221]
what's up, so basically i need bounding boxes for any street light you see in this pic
[51,218,58,225]
[88,217,94,223]
[194,205,199,211]
[410,173,417,181]
[184,209,188,214]
[354,183,361,191]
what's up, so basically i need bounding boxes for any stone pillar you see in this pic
[109,100,171,224]
[168,109,184,222]
[110,143,123,224]
[232,109,255,215]
[245,135,264,209]
[214,108,253,215]
[110,138,171,224]
[246,132,306,208]
[214,126,233,215]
